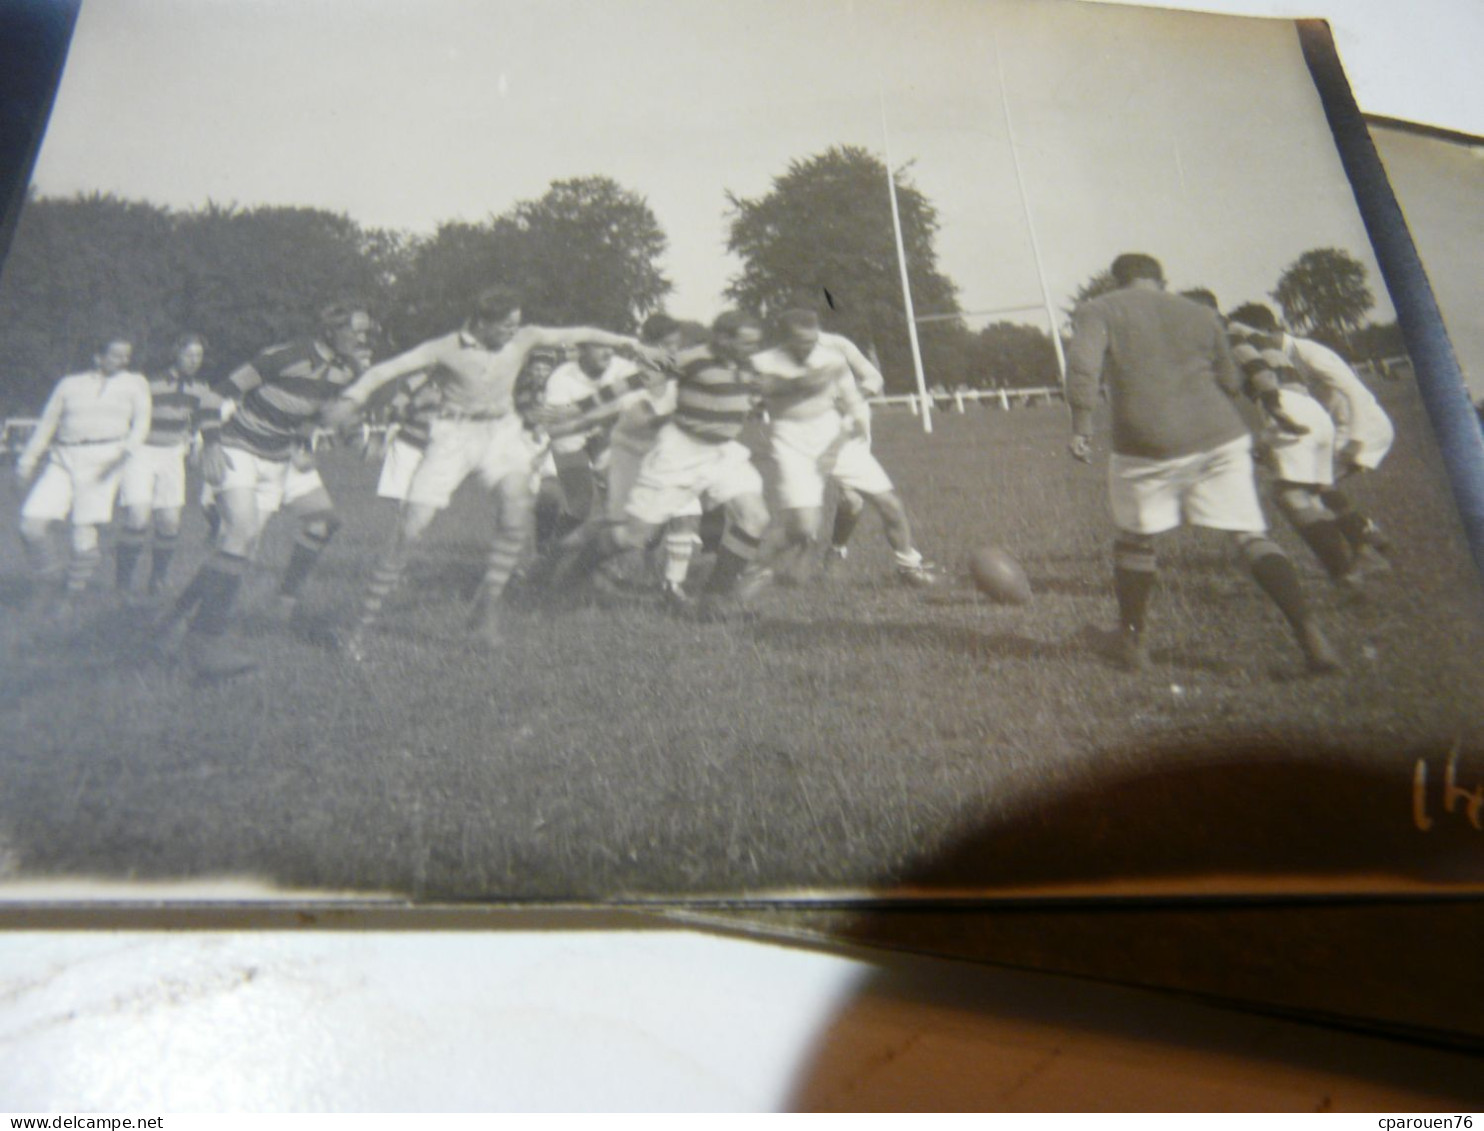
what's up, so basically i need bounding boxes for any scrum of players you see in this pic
[9,254,1396,682]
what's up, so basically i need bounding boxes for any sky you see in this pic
[25,0,1394,332]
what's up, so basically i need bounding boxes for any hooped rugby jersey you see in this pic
[549,347,760,445]
[145,369,222,448]
[388,373,443,451]
[219,339,359,460]
[1225,320,1304,398]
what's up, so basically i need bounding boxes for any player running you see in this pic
[15,334,151,620]
[1223,305,1363,594]
[114,332,221,600]
[1229,302,1396,574]
[161,302,373,680]
[322,286,654,654]
[1065,253,1340,675]
[749,308,936,588]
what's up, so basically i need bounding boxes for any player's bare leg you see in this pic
[824,487,864,570]
[863,489,935,587]
[469,473,535,648]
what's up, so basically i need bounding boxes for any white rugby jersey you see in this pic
[19,369,151,465]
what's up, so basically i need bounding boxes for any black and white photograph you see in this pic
[1,0,1481,904]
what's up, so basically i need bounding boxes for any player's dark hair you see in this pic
[1110,253,1165,287]
[171,331,208,356]
[778,308,821,333]
[318,301,369,337]
[470,286,522,326]
[1180,288,1219,311]
[711,309,762,339]
[640,313,681,345]
[92,333,133,358]
[1227,302,1280,331]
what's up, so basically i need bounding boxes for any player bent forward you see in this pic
[1066,253,1340,675]
[1230,302,1396,580]
[544,310,771,621]
[750,308,935,587]
[16,335,151,619]
[162,303,373,679]
[323,286,653,654]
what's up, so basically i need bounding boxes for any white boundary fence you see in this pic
[871,386,1064,416]
[1,417,37,457]
[0,356,1420,455]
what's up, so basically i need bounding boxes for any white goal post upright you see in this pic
[880,88,934,435]
[994,33,1069,386]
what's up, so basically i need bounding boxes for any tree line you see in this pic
[0,145,1401,412]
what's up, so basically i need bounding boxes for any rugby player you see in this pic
[322,286,653,653]
[370,371,443,505]
[542,310,770,620]
[1224,304,1361,592]
[1066,253,1340,674]
[115,333,220,598]
[750,308,935,587]
[16,334,151,618]
[1229,302,1395,571]
[533,314,700,604]
[163,302,373,679]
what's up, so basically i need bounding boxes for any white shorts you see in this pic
[21,442,129,526]
[1109,433,1267,536]
[1265,389,1336,487]
[376,437,427,502]
[607,439,702,523]
[214,446,327,516]
[1335,414,1395,472]
[119,443,188,512]
[406,414,542,510]
[625,424,762,527]
[770,413,893,510]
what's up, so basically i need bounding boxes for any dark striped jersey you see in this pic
[145,369,222,448]
[1225,321,1303,398]
[671,345,760,443]
[545,346,759,445]
[389,374,443,450]
[219,339,359,460]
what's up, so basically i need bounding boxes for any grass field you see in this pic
[3,383,1484,902]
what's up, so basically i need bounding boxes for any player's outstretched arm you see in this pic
[327,342,440,427]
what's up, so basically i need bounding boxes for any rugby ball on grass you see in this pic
[969,546,1032,605]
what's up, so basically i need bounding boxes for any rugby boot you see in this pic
[1297,620,1342,675]
[184,632,258,684]
[1115,625,1151,673]
[896,559,940,589]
